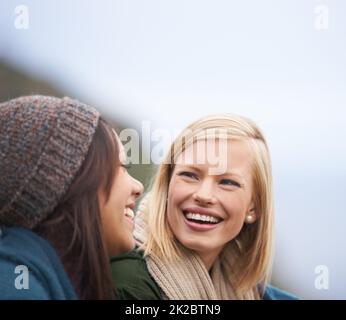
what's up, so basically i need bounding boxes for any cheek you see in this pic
[167,181,187,227]
[99,185,126,238]
[106,171,132,212]
[222,193,248,221]
[168,178,192,205]
[103,187,124,217]
[100,193,134,256]
[101,198,122,236]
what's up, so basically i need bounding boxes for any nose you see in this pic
[192,179,217,205]
[132,176,144,198]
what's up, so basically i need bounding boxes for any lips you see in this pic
[185,212,220,223]
[181,206,224,231]
[182,206,224,221]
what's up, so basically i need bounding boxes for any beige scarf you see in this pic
[134,209,237,300]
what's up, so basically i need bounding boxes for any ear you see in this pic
[244,205,257,224]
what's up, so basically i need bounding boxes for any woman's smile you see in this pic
[181,206,224,232]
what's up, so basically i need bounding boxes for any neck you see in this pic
[197,249,221,271]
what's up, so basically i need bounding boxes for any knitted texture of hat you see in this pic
[0,95,100,229]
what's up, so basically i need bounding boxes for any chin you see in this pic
[179,238,211,253]
[123,238,136,252]
[112,239,135,256]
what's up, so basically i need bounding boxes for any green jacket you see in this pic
[110,250,298,300]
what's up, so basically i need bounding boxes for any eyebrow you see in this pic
[177,165,246,180]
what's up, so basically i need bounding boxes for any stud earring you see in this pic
[245,215,254,223]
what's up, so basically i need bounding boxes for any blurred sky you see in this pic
[1,0,346,299]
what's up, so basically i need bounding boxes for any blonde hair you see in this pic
[141,114,274,300]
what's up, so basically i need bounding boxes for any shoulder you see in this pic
[0,258,50,299]
[110,249,162,300]
[263,285,299,300]
[0,226,77,300]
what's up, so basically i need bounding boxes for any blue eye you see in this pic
[178,171,198,179]
[220,179,241,187]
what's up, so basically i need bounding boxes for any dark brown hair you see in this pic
[34,117,119,299]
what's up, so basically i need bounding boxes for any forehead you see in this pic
[175,138,253,176]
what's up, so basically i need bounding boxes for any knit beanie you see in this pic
[0,95,100,229]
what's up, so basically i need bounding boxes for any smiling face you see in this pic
[99,132,144,257]
[167,138,257,269]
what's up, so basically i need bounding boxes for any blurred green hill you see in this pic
[0,60,154,190]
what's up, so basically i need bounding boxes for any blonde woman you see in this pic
[110,114,297,300]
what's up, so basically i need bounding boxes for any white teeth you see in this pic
[185,212,220,223]
[125,208,134,219]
